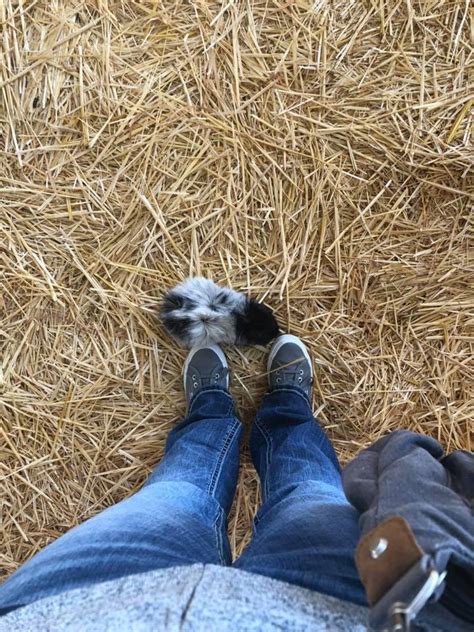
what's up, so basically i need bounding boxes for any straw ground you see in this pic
[1,0,472,578]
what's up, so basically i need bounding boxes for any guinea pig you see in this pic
[160,277,280,347]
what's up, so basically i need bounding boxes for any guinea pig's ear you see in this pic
[160,291,184,315]
[161,313,193,341]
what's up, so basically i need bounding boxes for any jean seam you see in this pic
[254,416,273,502]
[224,400,235,417]
[213,508,227,566]
[207,419,241,499]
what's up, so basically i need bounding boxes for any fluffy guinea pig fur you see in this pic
[160,277,280,347]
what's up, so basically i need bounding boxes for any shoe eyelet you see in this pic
[192,374,197,380]
[297,377,303,383]
[193,381,198,388]
[214,373,220,380]
[276,378,281,384]
[299,369,304,376]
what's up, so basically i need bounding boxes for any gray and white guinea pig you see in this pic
[160,277,280,347]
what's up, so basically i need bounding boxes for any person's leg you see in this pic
[0,348,242,613]
[234,336,366,606]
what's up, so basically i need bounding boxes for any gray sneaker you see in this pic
[183,345,229,404]
[267,334,313,399]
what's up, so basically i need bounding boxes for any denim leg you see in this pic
[234,387,366,606]
[0,387,242,613]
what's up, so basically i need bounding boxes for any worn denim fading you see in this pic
[0,386,366,614]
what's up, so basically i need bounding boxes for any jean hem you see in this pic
[188,386,234,414]
[267,385,312,407]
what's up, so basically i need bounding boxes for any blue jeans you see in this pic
[0,387,366,613]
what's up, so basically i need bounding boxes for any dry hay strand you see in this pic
[1,0,473,578]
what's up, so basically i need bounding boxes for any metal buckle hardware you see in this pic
[387,569,447,632]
